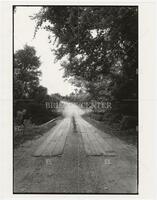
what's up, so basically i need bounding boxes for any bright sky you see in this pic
[14,6,77,96]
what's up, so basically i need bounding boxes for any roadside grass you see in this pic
[83,112,138,146]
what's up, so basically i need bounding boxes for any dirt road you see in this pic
[14,102,137,193]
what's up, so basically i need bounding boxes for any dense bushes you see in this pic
[14,101,60,125]
[87,102,137,131]
[120,115,137,130]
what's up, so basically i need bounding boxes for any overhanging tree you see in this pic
[32,6,138,103]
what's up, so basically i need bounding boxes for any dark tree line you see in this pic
[14,45,60,125]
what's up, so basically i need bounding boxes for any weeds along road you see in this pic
[14,102,137,193]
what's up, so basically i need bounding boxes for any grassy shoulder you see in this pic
[82,112,138,146]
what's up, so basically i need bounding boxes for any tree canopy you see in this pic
[14,45,61,124]
[33,6,138,102]
[14,44,41,99]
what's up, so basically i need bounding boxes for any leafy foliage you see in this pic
[33,6,138,103]
[14,45,41,99]
[14,45,61,125]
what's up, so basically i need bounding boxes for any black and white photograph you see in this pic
[13,5,138,194]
